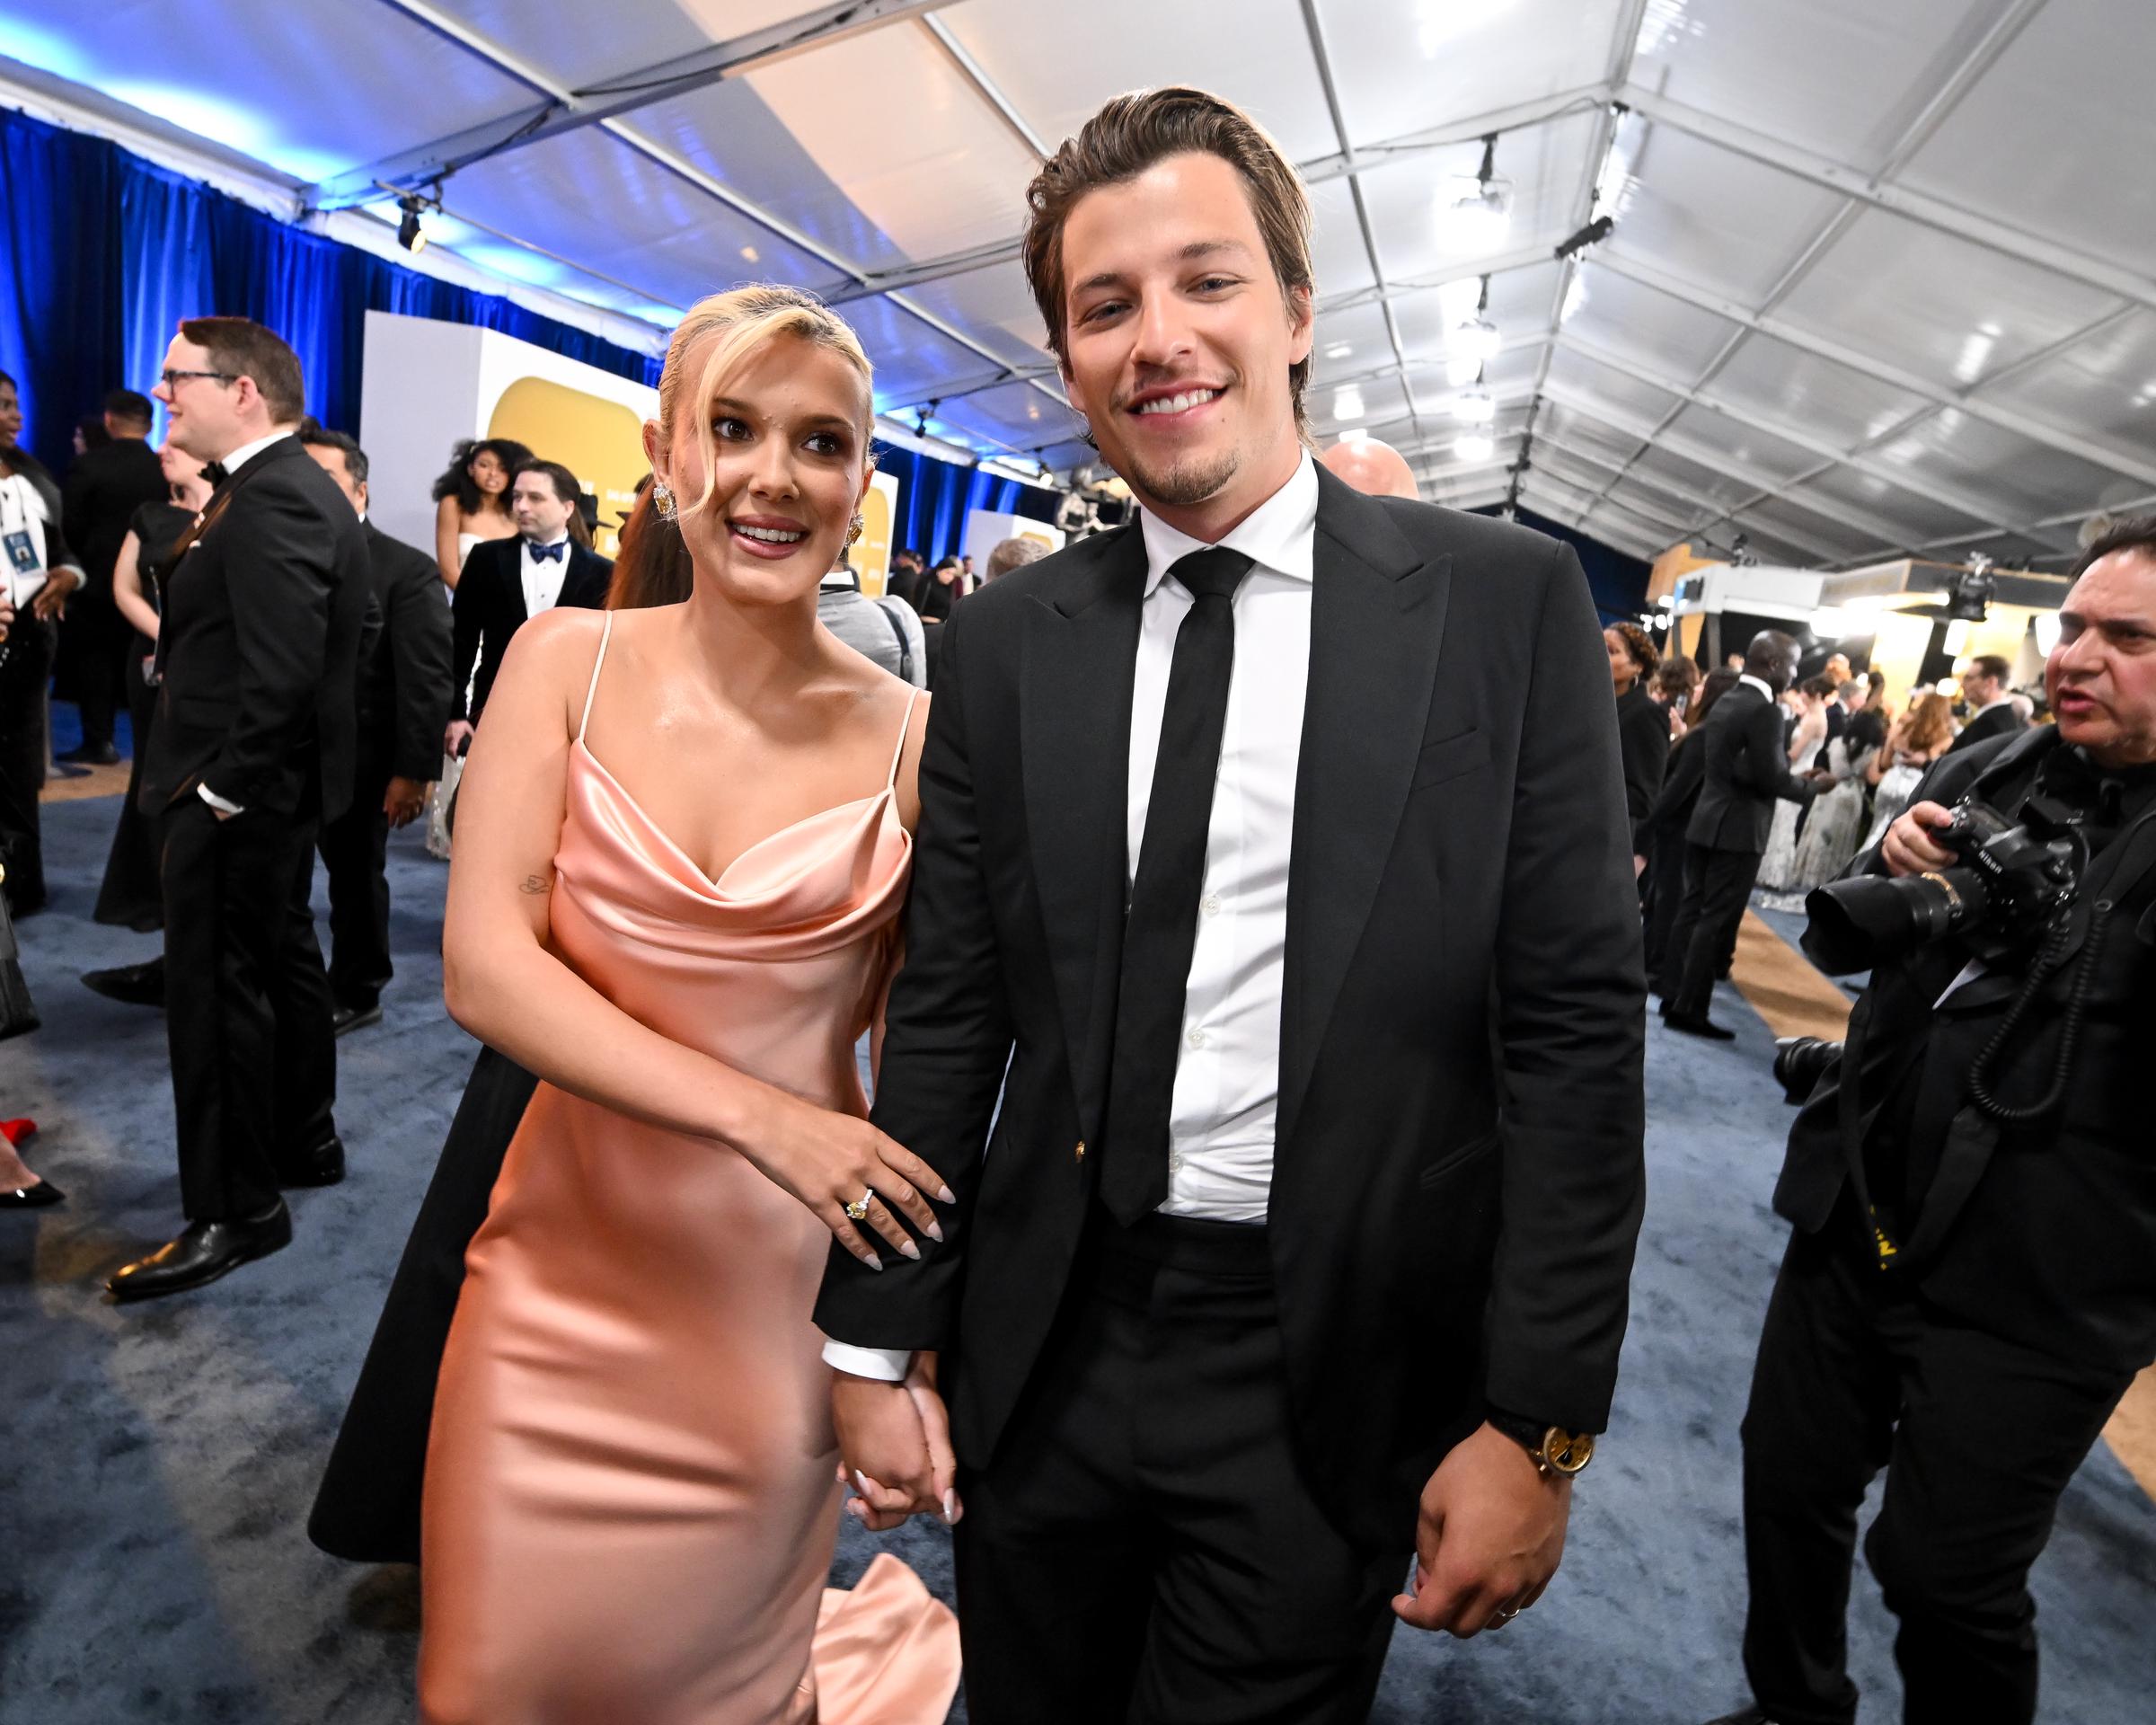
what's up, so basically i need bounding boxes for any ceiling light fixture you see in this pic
[1553,215,1615,261]
[1441,135,1513,248]
[396,194,428,253]
[1446,274,1499,365]
[1454,432,1495,462]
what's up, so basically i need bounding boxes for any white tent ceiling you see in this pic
[4,0,2153,568]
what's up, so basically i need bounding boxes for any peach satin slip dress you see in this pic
[420,615,958,1723]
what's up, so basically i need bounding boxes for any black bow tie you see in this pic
[528,541,566,563]
[201,462,229,488]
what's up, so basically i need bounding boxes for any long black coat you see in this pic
[138,437,370,821]
[815,468,1648,1550]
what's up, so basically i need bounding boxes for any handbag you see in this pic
[0,863,40,1041]
[425,748,465,862]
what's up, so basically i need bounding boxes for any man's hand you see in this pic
[384,775,430,828]
[0,592,15,642]
[31,570,78,622]
[1392,1422,1572,1638]
[1881,800,1957,879]
[443,719,475,757]
[832,1352,960,1532]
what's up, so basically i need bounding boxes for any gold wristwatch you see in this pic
[1486,1409,1596,1478]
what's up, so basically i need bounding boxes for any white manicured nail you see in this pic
[897,1237,921,1261]
[936,1183,956,1203]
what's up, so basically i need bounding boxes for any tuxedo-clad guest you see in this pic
[105,319,369,1302]
[1709,522,2156,1725]
[978,535,1047,587]
[443,460,609,756]
[820,89,1646,1721]
[59,389,166,764]
[1642,668,1740,977]
[300,424,452,1033]
[1944,653,2023,755]
[0,369,86,916]
[1607,620,1668,877]
[1657,629,1815,1039]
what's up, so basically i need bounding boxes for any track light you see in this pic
[396,194,428,253]
[1553,215,1614,261]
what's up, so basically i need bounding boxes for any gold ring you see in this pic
[844,1191,871,1223]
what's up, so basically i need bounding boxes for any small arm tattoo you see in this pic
[518,872,551,895]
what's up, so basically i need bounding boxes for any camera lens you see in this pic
[1802,868,1984,975]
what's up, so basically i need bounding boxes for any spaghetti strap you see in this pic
[578,613,614,744]
[885,687,922,789]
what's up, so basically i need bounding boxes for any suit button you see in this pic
[1074,1140,1086,1163]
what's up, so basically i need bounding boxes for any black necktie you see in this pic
[1100,546,1256,1225]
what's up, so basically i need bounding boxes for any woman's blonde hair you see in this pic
[655,284,874,525]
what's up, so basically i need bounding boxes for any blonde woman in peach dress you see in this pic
[419,286,960,1724]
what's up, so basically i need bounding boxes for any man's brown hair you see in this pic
[1021,86,1316,437]
[177,317,305,424]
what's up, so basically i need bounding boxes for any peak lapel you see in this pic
[1278,472,1451,1154]
[1020,527,1147,1139]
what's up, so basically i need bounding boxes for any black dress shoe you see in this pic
[331,1002,383,1038]
[107,1202,292,1301]
[82,957,166,1008]
[1665,1011,1738,1041]
[276,1134,346,1189]
[1,1178,64,1208]
[57,740,121,765]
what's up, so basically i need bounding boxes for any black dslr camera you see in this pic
[1801,798,2082,976]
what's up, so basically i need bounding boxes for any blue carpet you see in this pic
[3,792,2151,1722]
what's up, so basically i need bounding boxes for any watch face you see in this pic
[1542,1429,1595,1474]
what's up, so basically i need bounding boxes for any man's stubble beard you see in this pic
[1123,442,1241,510]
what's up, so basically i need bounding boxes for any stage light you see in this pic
[1553,215,1614,261]
[396,195,427,253]
[1454,433,1495,462]
[1440,136,1513,247]
[1451,388,1496,425]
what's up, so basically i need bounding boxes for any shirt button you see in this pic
[1186,1027,1207,1049]
[1200,895,1221,916]
[1170,1154,1184,1172]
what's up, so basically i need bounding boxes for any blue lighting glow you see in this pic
[0,18,92,83]
[102,81,347,181]
[460,244,563,288]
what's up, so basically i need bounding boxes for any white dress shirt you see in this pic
[519,534,573,621]
[822,454,1320,1382]
[1736,672,1776,704]
[197,429,296,816]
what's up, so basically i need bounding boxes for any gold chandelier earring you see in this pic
[845,512,865,547]
[652,480,676,522]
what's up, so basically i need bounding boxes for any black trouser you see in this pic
[1641,825,1689,979]
[68,594,129,749]
[0,613,56,911]
[1662,841,1761,1015]
[161,795,336,1220]
[317,741,393,1010]
[954,1213,1401,1725]
[1738,1205,2131,1725]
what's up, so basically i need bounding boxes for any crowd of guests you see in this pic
[1605,624,2041,1031]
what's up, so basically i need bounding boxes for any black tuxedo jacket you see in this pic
[815,468,1647,1550]
[1685,680,1814,854]
[1945,700,2025,756]
[1776,727,2156,1376]
[61,437,166,594]
[360,522,454,783]
[138,437,370,822]
[450,537,611,726]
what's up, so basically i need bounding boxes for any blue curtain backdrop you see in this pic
[1,102,1056,559]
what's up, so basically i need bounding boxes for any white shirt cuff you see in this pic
[821,1340,912,1382]
[197,783,244,815]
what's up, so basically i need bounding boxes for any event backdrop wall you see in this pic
[0,101,1056,567]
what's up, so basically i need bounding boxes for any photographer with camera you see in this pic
[1710,519,2156,1725]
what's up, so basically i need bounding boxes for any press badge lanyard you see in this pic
[0,476,49,609]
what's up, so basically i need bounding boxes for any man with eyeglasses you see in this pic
[105,319,370,1303]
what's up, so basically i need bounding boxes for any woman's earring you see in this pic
[845,512,865,547]
[652,480,676,522]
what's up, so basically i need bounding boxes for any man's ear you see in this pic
[1286,284,1315,367]
[353,481,369,515]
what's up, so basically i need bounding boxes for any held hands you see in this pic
[735,1082,951,1269]
[834,1353,961,1531]
[1392,1422,1571,1638]
[1881,800,1957,879]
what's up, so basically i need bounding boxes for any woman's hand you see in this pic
[31,569,78,622]
[733,1084,953,1268]
[0,592,14,642]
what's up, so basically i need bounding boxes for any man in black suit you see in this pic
[59,389,166,763]
[817,88,1646,1721]
[1708,519,2156,1725]
[444,459,609,755]
[1944,652,2023,755]
[1658,629,1816,1039]
[300,423,452,1034]
[108,318,370,1301]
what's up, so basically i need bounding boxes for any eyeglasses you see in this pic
[157,369,237,392]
